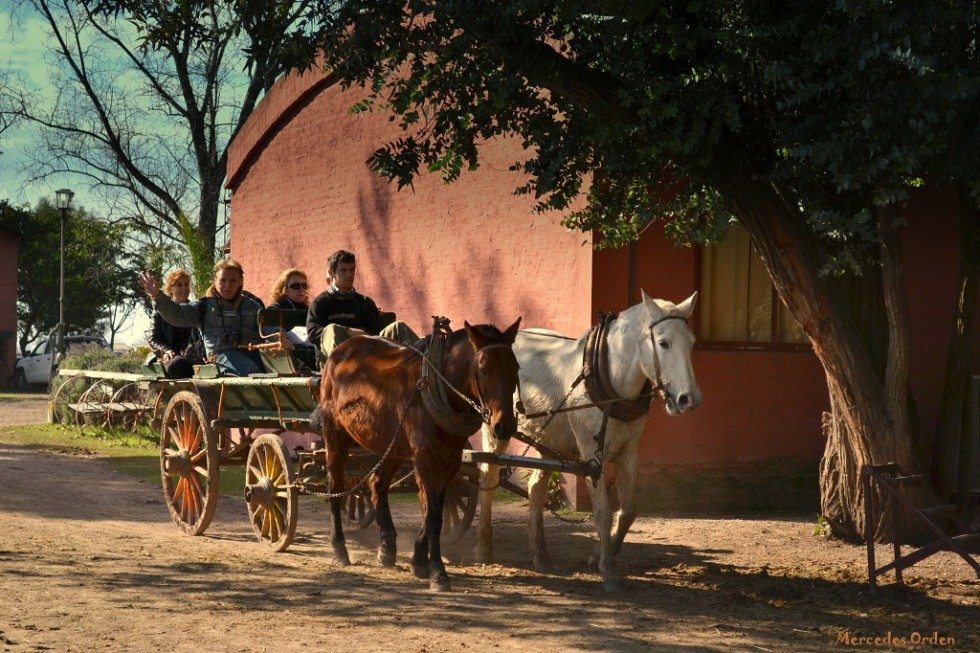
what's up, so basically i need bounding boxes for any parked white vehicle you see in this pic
[12,335,110,390]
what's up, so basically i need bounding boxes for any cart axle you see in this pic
[461,450,600,482]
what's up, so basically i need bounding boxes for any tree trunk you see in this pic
[709,149,921,541]
[933,187,980,513]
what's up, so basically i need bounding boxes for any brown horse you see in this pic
[319,318,521,591]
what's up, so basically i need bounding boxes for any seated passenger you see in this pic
[144,268,204,379]
[306,249,418,360]
[138,259,266,376]
[263,268,315,350]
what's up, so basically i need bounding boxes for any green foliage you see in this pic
[271,1,979,271]
[61,344,143,374]
[0,199,143,354]
[813,515,832,538]
[177,212,215,297]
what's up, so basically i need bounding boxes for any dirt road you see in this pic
[0,410,977,652]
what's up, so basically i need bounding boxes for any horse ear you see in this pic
[502,317,522,343]
[641,289,666,321]
[677,291,698,318]
[463,321,489,351]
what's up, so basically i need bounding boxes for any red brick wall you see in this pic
[903,185,980,436]
[226,68,979,512]
[227,70,592,336]
[0,227,18,387]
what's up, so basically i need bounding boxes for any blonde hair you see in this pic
[205,258,245,299]
[162,268,191,298]
[212,258,244,278]
[269,268,308,304]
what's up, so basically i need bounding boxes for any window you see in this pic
[699,225,808,346]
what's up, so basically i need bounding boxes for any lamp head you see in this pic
[55,188,74,211]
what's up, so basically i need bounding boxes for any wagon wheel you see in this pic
[50,375,87,427]
[75,380,115,433]
[105,382,153,435]
[160,390,220,535]
[443,463,480,543]
[244,433,298,552]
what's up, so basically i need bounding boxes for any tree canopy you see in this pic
[2,0,313,287]
[0,198,141,354]
[273,1,979,261]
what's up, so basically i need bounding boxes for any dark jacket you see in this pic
[262,297,312,346]
[154,288,265,358]
[306,286,384,348]
[145,312,202,361]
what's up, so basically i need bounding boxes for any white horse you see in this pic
[476,290,700,591]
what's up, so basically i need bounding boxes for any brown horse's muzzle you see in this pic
[491,415,516,442]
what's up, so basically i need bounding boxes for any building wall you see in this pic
[227,68,979,514]
[588,225,829,511]
[227,70,593,339]
[0,227,18,388]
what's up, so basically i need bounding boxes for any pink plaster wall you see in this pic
[225,67,979,512]
[227,70,592,336]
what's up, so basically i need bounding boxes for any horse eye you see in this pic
[658,340,670,350]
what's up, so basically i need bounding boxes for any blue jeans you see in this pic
[215,349,264,376]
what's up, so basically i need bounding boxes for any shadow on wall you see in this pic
[352,173,554,334]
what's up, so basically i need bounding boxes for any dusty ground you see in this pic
[1,398,978,653]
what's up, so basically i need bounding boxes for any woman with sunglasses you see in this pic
[265,268,314,348]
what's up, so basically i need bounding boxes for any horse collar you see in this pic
[582,312,653,422]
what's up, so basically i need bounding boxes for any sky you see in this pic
[1,2,151,347]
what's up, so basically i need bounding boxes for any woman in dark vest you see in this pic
[144,268,203,378]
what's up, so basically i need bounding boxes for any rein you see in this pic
[411,317,510,438]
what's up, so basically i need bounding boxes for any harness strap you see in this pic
[583,312,653,422]
[414,317,499,438]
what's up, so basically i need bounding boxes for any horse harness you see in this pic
[416,316,514,439]
[305,316,512,500]
[513,310,689,486]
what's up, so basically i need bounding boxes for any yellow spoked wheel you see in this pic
[245,433,298,552]
[160,391,219,535]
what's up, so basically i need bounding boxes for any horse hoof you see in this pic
[378,549,396,568]
[430,573,451,592]
[332,542,351,567]
[411,562,431,580]
[602,576,625,593]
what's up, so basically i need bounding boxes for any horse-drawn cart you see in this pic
[51,309,485,553]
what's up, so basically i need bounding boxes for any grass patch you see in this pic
[0,392,48,402]
[0,422,245,496]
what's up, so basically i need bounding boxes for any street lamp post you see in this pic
[54,188,74,363]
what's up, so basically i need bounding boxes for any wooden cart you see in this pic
[52,309,482,553]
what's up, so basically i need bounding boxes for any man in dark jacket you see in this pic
[306,249,418,360]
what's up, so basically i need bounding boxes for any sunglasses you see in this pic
[287,282,309,290]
